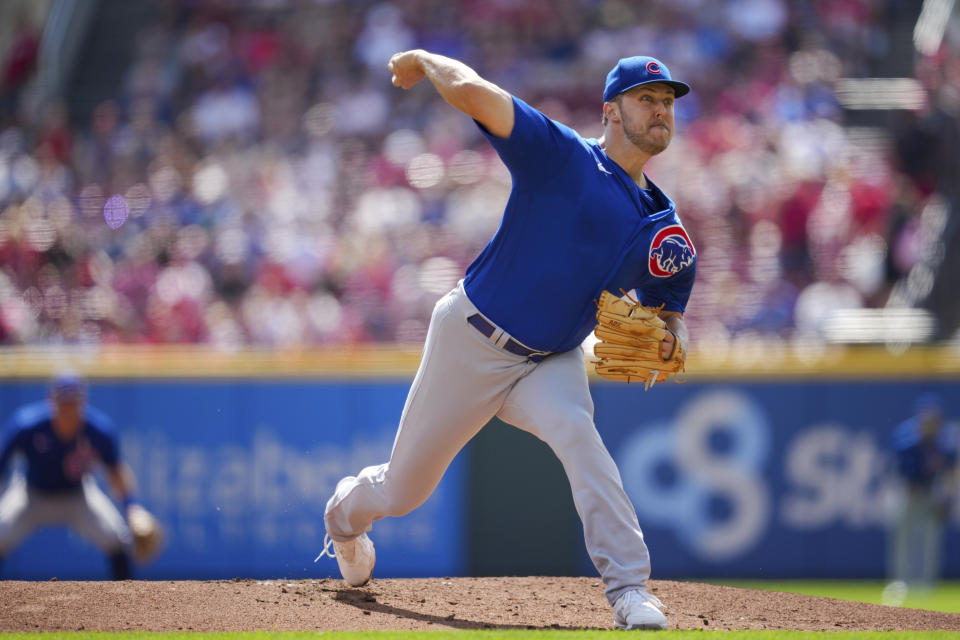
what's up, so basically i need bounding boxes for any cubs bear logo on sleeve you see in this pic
[649,225,695,277]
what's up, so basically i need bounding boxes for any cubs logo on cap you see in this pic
[649,225,695,277]
[604,56,690,102]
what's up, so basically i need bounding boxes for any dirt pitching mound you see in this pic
[2,577,959,632]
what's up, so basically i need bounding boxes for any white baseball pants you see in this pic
[324,282,652,605]
[0,474,131,555]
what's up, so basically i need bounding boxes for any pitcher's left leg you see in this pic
[497,348,652,606]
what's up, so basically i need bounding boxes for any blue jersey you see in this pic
[464,97,696,353]
[0,402,121,492]
[891,417,959,486]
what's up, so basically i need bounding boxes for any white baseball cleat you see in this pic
[315,533,376,587]
[613,589,668,630]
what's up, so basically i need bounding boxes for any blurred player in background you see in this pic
[0,372,163,579]
[318,49,697,630]
[887,392,959,594]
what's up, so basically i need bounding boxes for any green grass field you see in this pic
[710,580,960,614]
[2,634,960,640]
[2,632,960,640]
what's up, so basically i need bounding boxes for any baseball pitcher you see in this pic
[317,51,696,630]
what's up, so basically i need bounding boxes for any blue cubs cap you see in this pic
[603,56,690,102]
[49,371,86,399]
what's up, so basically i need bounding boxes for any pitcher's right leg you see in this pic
[324,284,534,543]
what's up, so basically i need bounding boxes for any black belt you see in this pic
[467,314,550,362]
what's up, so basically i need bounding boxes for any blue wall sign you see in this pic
[0,381,465,580]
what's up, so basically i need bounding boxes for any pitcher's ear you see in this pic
[602,101,620,123]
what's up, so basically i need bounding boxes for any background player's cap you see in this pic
[49,371,86,399]
[603,56,690,102]
[914,391,942,414]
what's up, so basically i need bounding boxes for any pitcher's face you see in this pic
[617,83,676,155]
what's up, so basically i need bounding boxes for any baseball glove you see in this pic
[593,290,685,389]
[127,504,165,563]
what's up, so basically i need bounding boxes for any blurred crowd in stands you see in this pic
[0,0,958,350]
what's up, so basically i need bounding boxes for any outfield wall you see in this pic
[0,346,958,580]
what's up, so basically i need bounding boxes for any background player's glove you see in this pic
[126,503,165,563]
[593,290,685,389]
